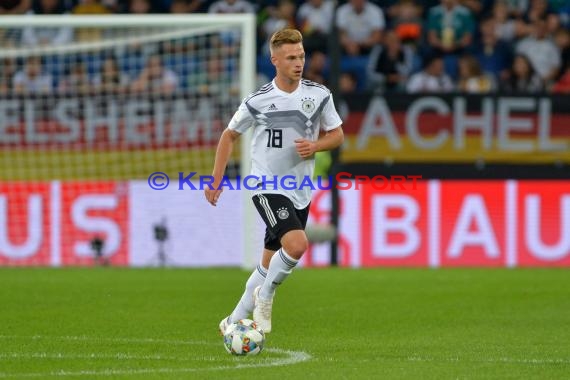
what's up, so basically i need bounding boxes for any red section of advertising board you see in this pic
[0,183,51,266]
[517,181,570,266]
[439,181,506,267]
[361,181,429,266]
[60,182,129,266]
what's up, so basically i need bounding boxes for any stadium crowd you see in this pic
[0,0,569,95]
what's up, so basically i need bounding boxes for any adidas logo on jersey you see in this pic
[267,103,278,111]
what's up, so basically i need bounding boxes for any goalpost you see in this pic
[0,15,257,267]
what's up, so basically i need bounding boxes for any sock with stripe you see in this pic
[259,248,298,300]
[229,263,267,323]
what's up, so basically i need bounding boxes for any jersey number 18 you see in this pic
[265,129,282,148]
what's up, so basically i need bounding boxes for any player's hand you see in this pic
[294,138,317,159]
[205,186,223,206]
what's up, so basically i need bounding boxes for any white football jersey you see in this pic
[228,79,342,209]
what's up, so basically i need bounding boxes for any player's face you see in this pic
[272,43,305,83]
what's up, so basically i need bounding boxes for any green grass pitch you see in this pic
[0,268,569,379]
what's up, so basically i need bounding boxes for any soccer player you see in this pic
[205,28,344,334]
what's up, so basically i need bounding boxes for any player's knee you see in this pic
[282,233,308,259]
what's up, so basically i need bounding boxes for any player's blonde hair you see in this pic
[269,29,303,53]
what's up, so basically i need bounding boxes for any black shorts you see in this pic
[252,193,310,251]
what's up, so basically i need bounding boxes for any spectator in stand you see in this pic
[524,0,559,33]
[101,0,118,12]
[22,0,73,47]
[208,0,255,47]
[458,0,485,18]
[13,56,53,94]
[208,0,254,13]
[387,0,424,47]
[427,0,475,55]
[558,2,570,29]
[72,0,111,42]
[131,54,179,95]
[470,17,512,82]
[549,0,570,13]
[500,54,544,92]
[367,30,416,92]
[0,0,31,47]
[129,0,151,13]
[58,62,91,95]
[516,17,561,85]
[0,0,31,14]
[525,0,562,36]
[73,0,110,15]
[304,51,328,85]
[503,0,529,18]
[92,55,130,95]
[297,0,335,54]
[525,0,549,21]
[261,0,297,54]
[491,0,529,43]
[169,0,202,13]
[169,0,187,12]
[339,72,358,93]
[552,66,570,92]
[426,0,475,79]
[0,58,17,95]
[457,54,495,92]
[336,0,385,56]
[155,0,202,13]
[194,57,239,104]
[554,28,570,76]
[406,53,454,93]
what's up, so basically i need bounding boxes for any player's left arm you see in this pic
[295,126,344,159]
[296,93,344,159]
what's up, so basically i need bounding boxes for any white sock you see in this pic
[259,248,298,300]
[229,263,267,323]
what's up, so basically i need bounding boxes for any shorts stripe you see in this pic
[258,194,277,227]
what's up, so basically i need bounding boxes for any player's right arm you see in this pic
[205,100,254,206]
[205,129,240,206]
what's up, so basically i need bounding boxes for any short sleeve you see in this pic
[320,94,343,132]
[227,101,255,134]
[335,5,348,30]
[369,4,385,31]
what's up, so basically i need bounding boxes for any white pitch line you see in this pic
[0,335,205,346]
[0,352,199,362]
[405,356,570,365]
[0,335,312,378]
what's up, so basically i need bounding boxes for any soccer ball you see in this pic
[223,319,265,356]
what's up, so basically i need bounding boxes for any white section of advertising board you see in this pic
[129,181,264,267]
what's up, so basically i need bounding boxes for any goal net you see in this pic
[0,15,255,180]
[0,15,258,267]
